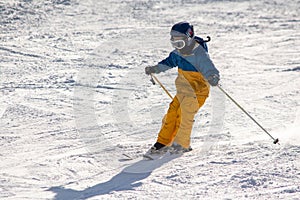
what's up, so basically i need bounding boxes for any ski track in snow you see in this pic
[0,0,299,199]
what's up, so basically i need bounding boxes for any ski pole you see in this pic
[217,84,279,145]
[150,74,173,99]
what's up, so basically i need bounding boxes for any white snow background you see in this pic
[0,0,299,199]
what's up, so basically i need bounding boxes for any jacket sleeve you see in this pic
[156,52,178,73]
[195,46,219,79]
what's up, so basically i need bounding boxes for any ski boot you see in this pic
[170,142,192,154]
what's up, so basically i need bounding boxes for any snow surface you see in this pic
[0,0,299,199]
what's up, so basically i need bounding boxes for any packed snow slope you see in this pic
[0,0,299,199]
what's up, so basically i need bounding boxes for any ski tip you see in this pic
[143,154,154,160]
[122,153,133,160]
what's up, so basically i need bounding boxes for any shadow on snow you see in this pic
[49,154,180,200]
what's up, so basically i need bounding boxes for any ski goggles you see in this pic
[170,39,185,49]
[170,36,186,49]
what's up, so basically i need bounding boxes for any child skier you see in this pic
[145,21,220,155]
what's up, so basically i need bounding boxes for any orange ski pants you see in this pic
[157,94,207,148]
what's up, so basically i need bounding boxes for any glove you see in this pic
[207,74,220,86]
[145,65,159,75]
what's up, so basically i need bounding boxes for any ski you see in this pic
[122,153,134,160]
[143,154,158,160]
[143,154,168,160]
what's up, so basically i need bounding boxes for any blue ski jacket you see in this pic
[156,39,219,97]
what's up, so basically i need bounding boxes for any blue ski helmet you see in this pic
[170,21,195,49]
[170,21,194,38]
